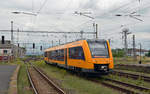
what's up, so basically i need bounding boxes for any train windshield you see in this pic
[88,41,109,58]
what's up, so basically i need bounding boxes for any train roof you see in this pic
[86,39,106,42]
[44,39,107,52]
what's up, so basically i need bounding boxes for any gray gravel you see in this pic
[0,65,17,94]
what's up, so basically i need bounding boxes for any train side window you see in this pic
[54,50,58,60]
[57,49,64,61]
[49,51,51,59]
[69,46,85,60]
[49,50,64,61]
[49,51,54,59]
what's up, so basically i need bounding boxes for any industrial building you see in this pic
[0,36,26,61]
[128,48,149,56]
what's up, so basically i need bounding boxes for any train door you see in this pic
[65,48,67,68]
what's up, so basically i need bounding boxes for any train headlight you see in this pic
[94,64,108,71]
[101,66,108,71]
[101,66,106,69]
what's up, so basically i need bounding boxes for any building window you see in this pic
[69,46,85,60]
[3,50,7,54]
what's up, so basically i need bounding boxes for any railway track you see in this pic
[115,64,150,74]
[112,70,150,82]
[89,77,150,94]
[89,78,139,94]
[104,78,150,91]
[25,60,150,94]
[26,66,38,94]
[26,64,66,94]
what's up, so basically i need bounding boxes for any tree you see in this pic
[146,50,150,57]
[112,49,125,57]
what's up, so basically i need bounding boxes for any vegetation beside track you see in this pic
[104,74,150,89]
[0,56,150,94]
[115,64,150,74]
[17,64,33,94]
[113,57,150,73]
[114,57,150,65]
[114,69,150,77]
[32,60,119,94]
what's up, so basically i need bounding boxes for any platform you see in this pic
[0,65,17,94]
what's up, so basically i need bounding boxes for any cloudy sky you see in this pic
[0,0,150,53]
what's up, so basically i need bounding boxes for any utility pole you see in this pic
[93,23,95,38]
[93,23,95,32]
[17,28,19,44]
[108,39,111,45]
[17,28,19,57]
[52,40,53,47]
[59,39,61,45]
[96,24,98,39]
[133,35,136,60]
[74,11,96,39]
[64,35,67,43]
[11,21,14,60]
[80,30,83,39]
[93,23,98,39]
[122,28,131,57]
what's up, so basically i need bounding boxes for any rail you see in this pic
[112,70,150,82]
[26,63,66,94]
[89,79,139,94]
[26,66,39,94]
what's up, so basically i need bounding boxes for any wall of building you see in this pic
[0,49,11,56]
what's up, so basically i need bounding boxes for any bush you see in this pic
[112,49,125,57]
[146,50,150,57]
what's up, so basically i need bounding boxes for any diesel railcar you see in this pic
[44,39,114,74]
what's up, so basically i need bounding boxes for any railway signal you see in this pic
[33,43,35,49]
[40,46,42,51]
[139,43,142,64]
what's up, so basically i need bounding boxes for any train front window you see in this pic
[88,41,109,58]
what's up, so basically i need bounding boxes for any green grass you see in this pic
[103,74,150,93]
[17,65,33,94]
[32,60,119,94]
[115,64,150,74]
[114,57,150,65]
[115,69,150,78]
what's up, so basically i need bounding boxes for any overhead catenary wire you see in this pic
[3,0,150,54]
[95,0,138,18]
[37,0,48,15]
[121,0,150,16]
[26,0,146,37]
